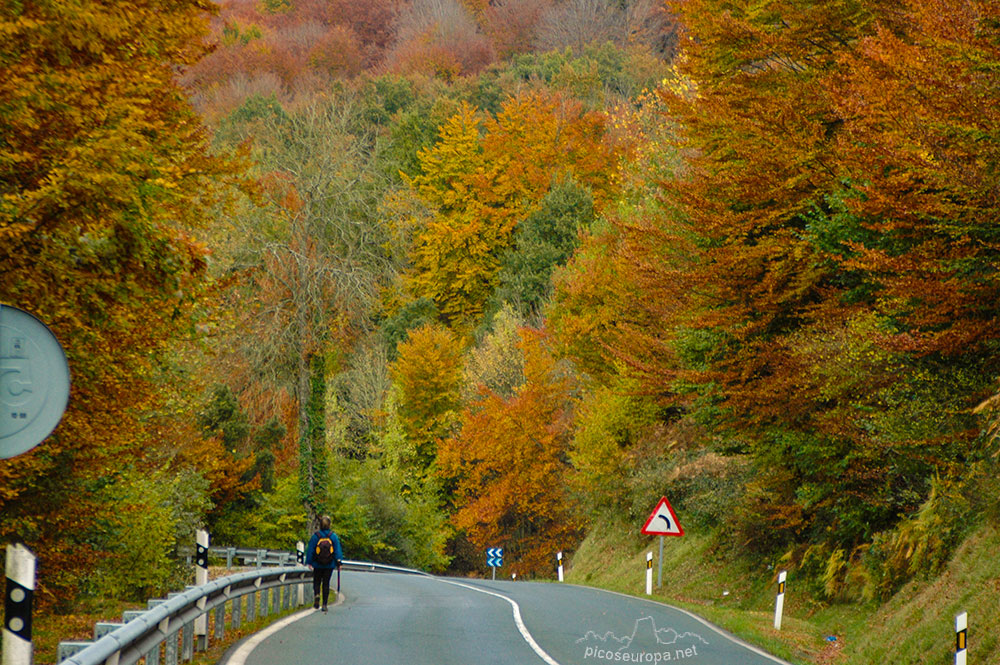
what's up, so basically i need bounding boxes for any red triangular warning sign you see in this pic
[641,497,684,536]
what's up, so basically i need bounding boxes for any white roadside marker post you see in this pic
[194,529,210,650]
[3,543,36,665]
[645,552,653,595]
[296,541,306,606]
[956,611,968,665]
[774,570,787,630]
[557,552,564,582]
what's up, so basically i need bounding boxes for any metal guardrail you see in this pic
[56,556,427,665]
[58,566,311,665]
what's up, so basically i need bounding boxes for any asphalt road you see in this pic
[227,571,791,665]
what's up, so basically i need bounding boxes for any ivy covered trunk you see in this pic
[298,351,328,528]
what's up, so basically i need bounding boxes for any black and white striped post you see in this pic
[774,570,787,630]
[956,611,967,665]
[194,529,209,650]
[3,543,35,665]
[556,551,564,582]
[645,552,653,595]
[296,541,306,605]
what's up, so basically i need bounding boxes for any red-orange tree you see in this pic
[0,0,243,604]
[437,329,581,576]
[607,0,1000,552]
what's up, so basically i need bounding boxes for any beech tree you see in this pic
[401,92,620,330]
[438,329,581,576]
[0,0,242,603]
[601,0,1000,555]
[391,323,465,471]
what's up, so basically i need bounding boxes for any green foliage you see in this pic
[351,461,451,571]
[862,476,973,602]
[86,468,211,600]
[215,93,289,145]
[380,296,439,359]
[226,474,308,549]
[226,459,451,571]
[571,371,657,519]
[504,43,668,106]
[492,177,594,317]
[199,385,251,453]
[221,21,263,47]
[359,75,419,128]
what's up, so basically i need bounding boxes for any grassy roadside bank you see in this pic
[564,521,1000,664]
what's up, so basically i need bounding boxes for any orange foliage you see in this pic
[402,91,622,328]
[437,329,582,576]
[0,0,245,603]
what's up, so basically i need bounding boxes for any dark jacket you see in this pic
[305,529,343,569]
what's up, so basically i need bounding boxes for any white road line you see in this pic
[224,593,343,665]
[437,579,563,665]
[225,610,313,665]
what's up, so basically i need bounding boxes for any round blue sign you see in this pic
[0,305,71,458]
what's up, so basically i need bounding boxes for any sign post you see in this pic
[645,552,653,595]
[657,536,664,588]
[557,551,564,582]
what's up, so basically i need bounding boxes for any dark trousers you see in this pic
[313,567,334,605]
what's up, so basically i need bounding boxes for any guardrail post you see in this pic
[141,600,165,665]
[232,594,242,629]
[247,588,257,622]
[213,604,225,641]
[260,588,269,618]
[94,622,124,639]
[226,547,235,570]
[145,641,161,665]
[164,628,178,665]
[3,543,36,665]
[181,621,193,661]
[272,583,280,614]
[256,549,266,568]
[56,642,91,662]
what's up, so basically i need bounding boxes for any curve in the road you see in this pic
[436,578,561,665]
[221,572,794,665]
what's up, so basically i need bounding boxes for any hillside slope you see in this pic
[565,521,1000,664]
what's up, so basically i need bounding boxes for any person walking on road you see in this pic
[305,515,342,612]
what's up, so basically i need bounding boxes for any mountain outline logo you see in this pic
[577,616,709,662]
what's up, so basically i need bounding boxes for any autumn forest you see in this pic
[3,0,1000,621]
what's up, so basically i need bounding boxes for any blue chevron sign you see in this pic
[487,547,503,567]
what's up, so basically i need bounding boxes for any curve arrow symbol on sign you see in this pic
[641,497,684,537]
